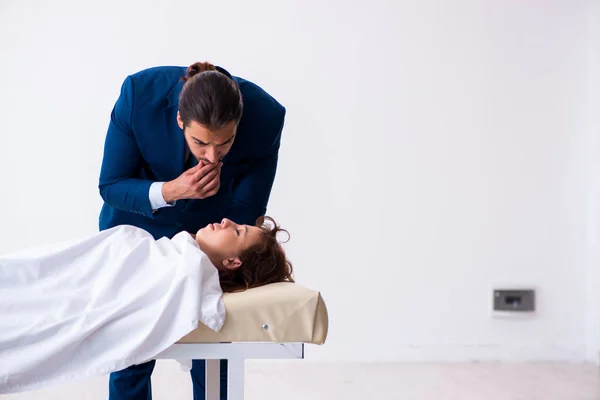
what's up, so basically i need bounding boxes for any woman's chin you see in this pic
[196,224,211,237]
[194,230,205,247]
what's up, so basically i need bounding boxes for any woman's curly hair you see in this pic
[218,216,294,293]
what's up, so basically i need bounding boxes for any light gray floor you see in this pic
[2,360,599,400]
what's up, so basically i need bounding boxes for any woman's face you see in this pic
[195,218,263,269]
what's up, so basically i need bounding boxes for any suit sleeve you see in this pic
[98,76,155,217]
[225,108,285,226]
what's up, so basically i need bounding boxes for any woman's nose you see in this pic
[221,218,232,227]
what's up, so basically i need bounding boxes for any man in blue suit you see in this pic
[97,61,286,400]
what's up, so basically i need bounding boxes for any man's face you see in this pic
[177,112,237,164]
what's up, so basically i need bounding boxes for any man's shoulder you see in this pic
[120,66,185,112]
[233,76,286,149]
[125,66,185,96]
[128,65,187,83]
[234,76,285,118]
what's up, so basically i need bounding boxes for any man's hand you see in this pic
[162,161,222,202]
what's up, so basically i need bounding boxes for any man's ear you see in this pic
[177,112,184,130]
[222,257,242,270]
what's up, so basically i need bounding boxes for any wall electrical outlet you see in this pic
[493,289,535,312]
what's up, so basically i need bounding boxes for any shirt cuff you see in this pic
[149,182,175,211]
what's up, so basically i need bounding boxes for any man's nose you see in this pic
[204,146,218,164]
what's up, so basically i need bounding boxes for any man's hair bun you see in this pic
[184,61,217,81]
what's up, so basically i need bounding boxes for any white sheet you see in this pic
[0,225,225,394]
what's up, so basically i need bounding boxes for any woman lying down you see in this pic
[0,216,293,394]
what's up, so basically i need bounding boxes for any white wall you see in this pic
[0,0,596,362]
[585,0,600,365]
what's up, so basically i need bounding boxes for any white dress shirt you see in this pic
[149,145,194,211]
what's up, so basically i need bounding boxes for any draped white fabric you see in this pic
[0,225,225,394]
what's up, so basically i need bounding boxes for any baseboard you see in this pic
[585,348,600,365]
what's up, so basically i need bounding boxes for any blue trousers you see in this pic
[108,359,228,400]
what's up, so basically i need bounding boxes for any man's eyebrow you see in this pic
[191,135,206,144]
[190,134,235,146]
[218,135,235,146]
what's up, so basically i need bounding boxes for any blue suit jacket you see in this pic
[98,66,285,239]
